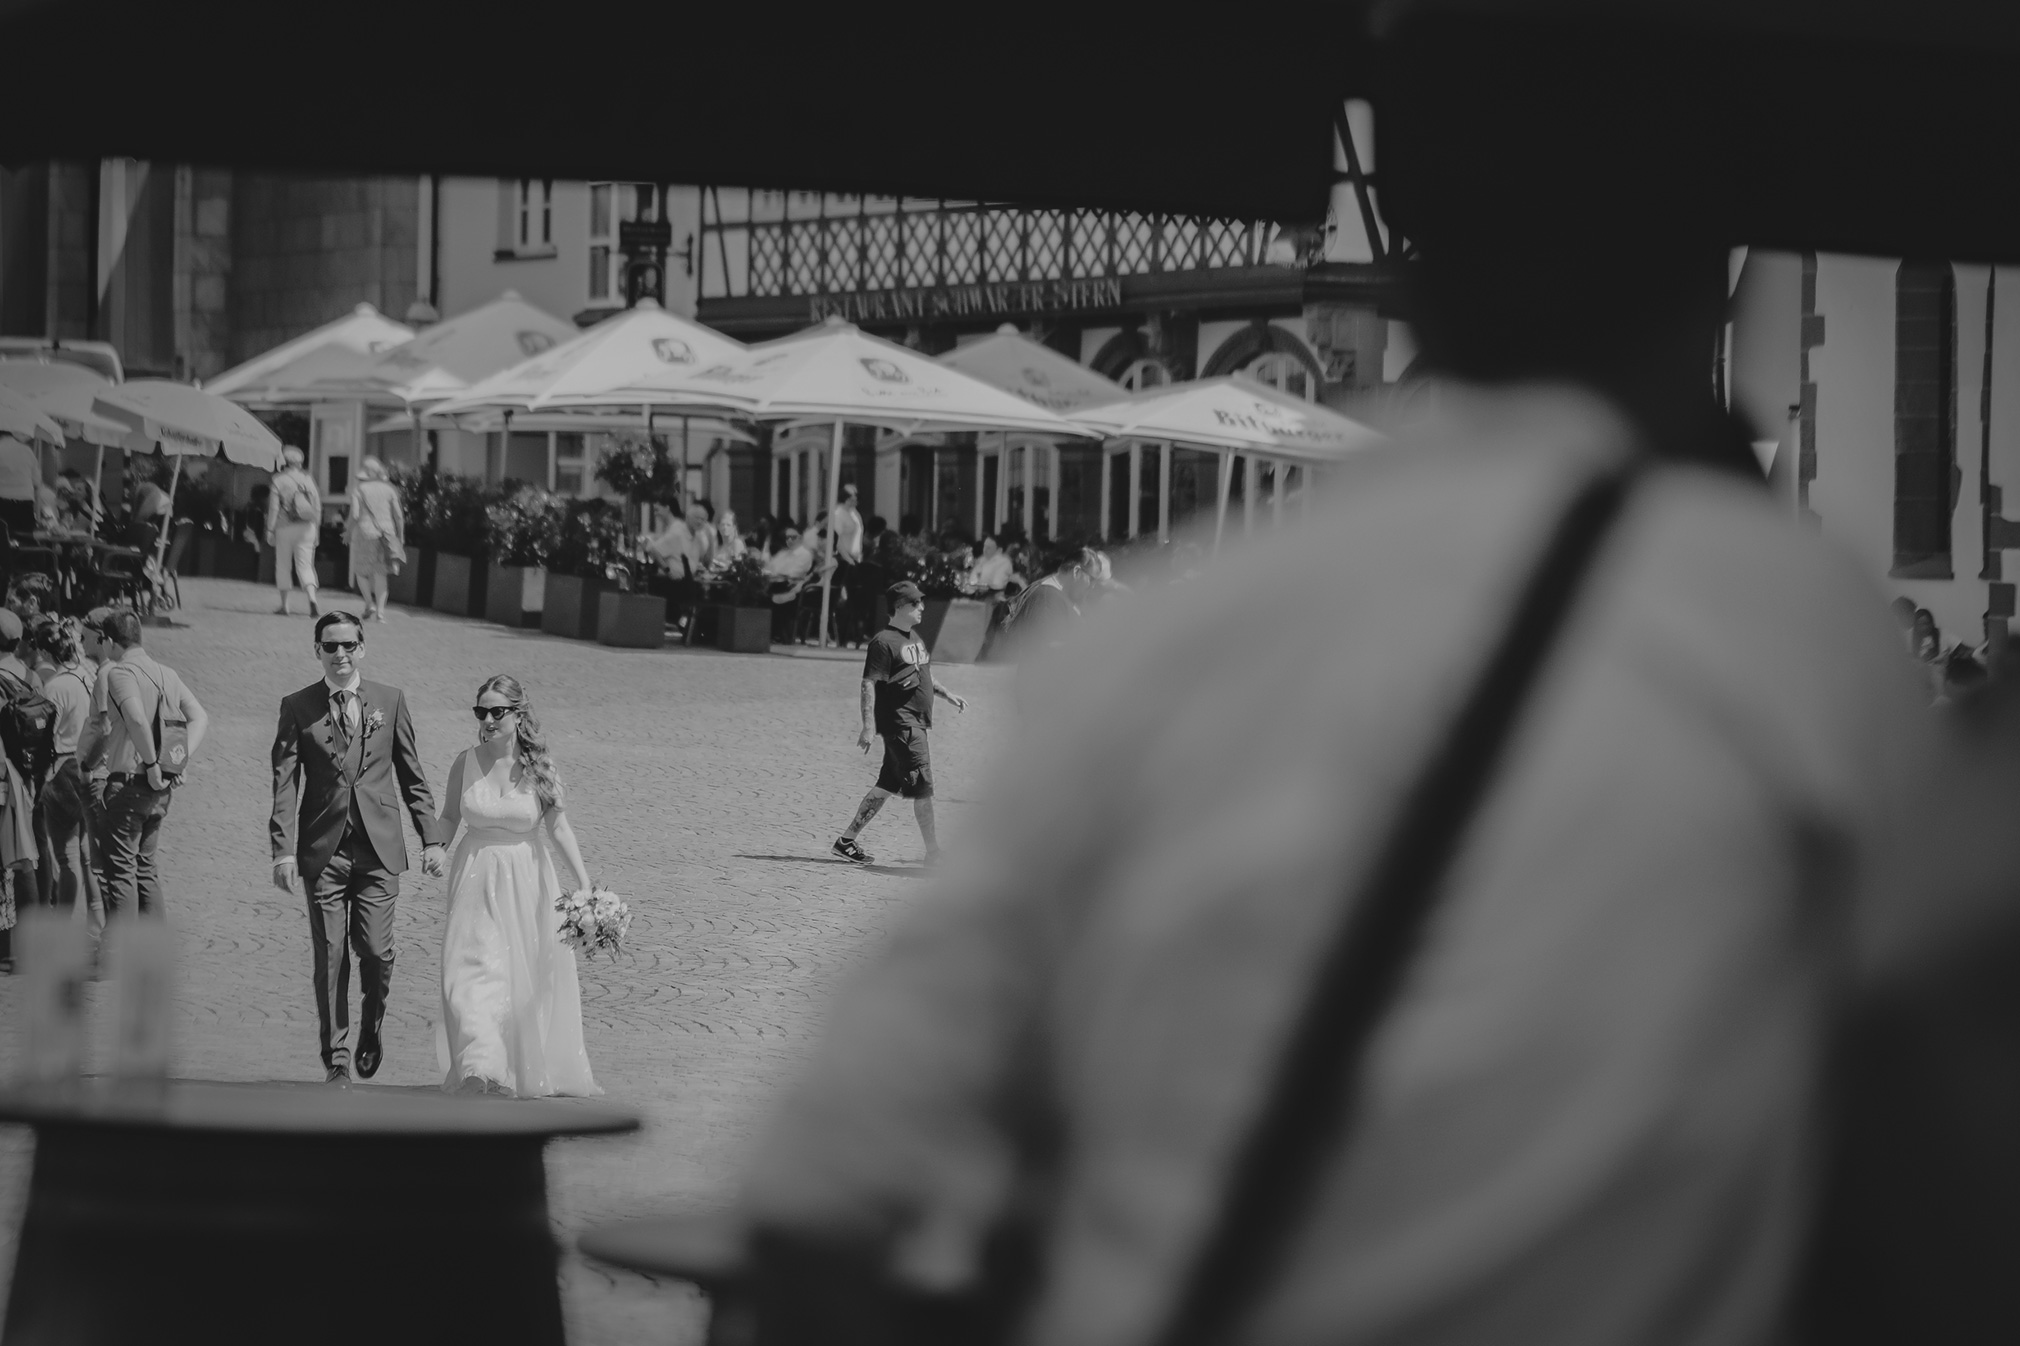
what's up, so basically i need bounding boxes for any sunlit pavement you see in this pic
[0,578,1014,1345]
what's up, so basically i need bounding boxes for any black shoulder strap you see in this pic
[1151,462,1641,1346]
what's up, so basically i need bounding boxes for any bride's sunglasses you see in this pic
[472,705,518,722]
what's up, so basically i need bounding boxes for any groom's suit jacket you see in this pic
[271,678,449,883]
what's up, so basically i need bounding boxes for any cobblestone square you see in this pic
[0,578,1016,1344]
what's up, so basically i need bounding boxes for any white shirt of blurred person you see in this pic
[31,617,95,913]
[766,529,814,583]
[715,509,745,563]
[94,609,208,919]
[265,446,322,618]
[640,505,691,574]
[967,536,1014,591]
[0,434,40,536]
[739,383,1936,1346]
[685,504,717,572]
[832,485,865,565]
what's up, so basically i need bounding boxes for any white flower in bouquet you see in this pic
[555,883,630,959]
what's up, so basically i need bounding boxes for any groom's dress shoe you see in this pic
[355,1028,383,1080]
[325,1064,352,1085]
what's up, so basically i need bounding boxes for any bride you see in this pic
[434,674,601,1097]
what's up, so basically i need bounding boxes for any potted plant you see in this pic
[428,476,492,618]
[541,499,626,640]
[911,555,991,663]
[483,486,558,628]
[714,553,774,654]
[314,518,349,595]
[388,466,438,608]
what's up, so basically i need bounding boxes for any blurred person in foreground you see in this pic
[732,24,1939,1346]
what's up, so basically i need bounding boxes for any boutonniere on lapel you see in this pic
[362,708,386,739]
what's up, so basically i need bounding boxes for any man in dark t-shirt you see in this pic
[833,581,968,866]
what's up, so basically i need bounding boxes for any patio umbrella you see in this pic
[640,317,1092,646]
[0,361,131,445]
[94,381,288,571]
[936,324,1126,414]
[0,386,65,446]
[1073,375,1386,550]
[305,291,578,410]
[206,302,415,405]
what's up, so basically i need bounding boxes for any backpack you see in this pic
[0,668,59,786]
[122,662,190,780]
[276,472,316,524]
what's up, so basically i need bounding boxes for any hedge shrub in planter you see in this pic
[540,574,604,640]
[597,590,666,648]
[540,500,628,640]
[921,597,991,663]
[714,556,776,654]
[389,546,433,607]
[482,486,560,628]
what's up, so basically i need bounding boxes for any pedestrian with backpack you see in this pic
[96,610,207,917]
[266,445,322,618]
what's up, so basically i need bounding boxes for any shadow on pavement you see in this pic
[735,853,929,879]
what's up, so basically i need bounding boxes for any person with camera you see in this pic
[92,610,207,917]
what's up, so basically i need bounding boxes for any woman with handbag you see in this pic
[345,457,405,623]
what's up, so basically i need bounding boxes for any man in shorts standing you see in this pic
[832,581,966,866]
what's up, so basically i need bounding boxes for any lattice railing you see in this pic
[707,201,1279,300]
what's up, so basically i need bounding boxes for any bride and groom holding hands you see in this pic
[270,610,600,1097]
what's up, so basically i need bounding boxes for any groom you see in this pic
[271,610,448,1084]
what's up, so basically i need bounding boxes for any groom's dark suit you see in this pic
[271,678,448,1074]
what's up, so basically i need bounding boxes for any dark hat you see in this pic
[887,580,924,605]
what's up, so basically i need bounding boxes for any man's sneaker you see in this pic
[832,837,874,864]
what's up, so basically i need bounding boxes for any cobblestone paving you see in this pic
[0,578,1015,1345]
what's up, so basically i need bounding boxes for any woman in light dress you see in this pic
[434,675,600,1098]
[345,456,404,622]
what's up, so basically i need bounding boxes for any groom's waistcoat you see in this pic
[270,678,448,883]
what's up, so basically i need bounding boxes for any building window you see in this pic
[588,182,657,305]
[1893,260,1956,578]
[497,179,555,259]
[555,434,586,495]
[1244,351,1314,401]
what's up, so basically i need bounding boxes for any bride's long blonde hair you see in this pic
[477,674,562,813]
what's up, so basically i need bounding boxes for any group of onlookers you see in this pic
[0,604,208,973]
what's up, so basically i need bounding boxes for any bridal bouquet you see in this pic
[555,884,632,959]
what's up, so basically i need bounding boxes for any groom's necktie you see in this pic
[331,690,357,744]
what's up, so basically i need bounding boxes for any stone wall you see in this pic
[228,174,419,366]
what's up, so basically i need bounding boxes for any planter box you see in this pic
[597,591,666,648]
[918,597,991,663]
[431,551,483,617]
[717,604,772,654]
[315,554,344,593]
[485,563,545,628]
[216,537,259,581]
[389,547,434,608]
[540,574,604,640]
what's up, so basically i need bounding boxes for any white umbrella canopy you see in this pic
[430,299,746,417]
[307,291,577,409]
[651,318,1092,436]
[0,360,133,446]
[93,381,285,468]
[206,302,414,403]
[0,385,65,445]
[1073,375,1386,460]
[936,323,1126,414]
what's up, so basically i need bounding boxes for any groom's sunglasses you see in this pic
[318,640,361,654]
[472,705,517,722]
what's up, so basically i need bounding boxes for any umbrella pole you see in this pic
[1214,451,1232,556]
[89,443,106,534]
[818,419,844,649]
[153,453,183,573]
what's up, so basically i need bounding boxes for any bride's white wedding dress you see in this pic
[435,752,600,1097]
